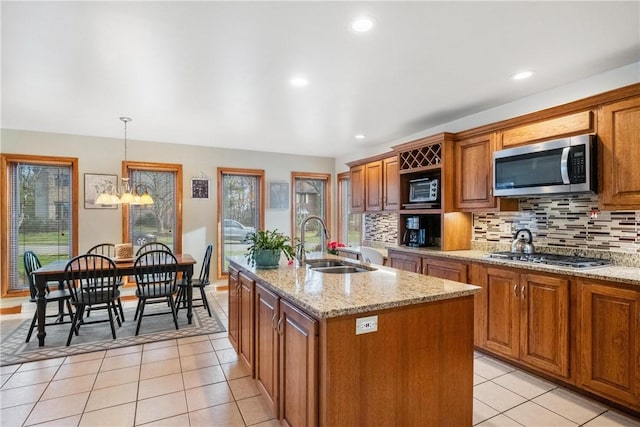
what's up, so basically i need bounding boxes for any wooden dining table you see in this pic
[31,253,197,347]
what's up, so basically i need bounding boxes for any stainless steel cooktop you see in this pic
[487,252,612,269]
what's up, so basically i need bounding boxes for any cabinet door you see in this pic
[599,97,640,209]
[422,257,468,283]
[239,272,255,375]
[483,267,520,359]
[455,133,496,210]
[383,157,399,211]
[228,266,240,352]
[387,250,422,273]
[519,273,570,378]
[365,160,383,212]
[579,280,640,408]
[279,299,318,427]
[255,283,279,417]
[350,165,365,213]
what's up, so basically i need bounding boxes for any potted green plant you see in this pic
[245,229,296,269]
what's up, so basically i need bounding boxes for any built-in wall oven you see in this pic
[493,134,597,197]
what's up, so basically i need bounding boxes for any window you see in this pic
[337,172,362,247]
[1,154,78,296]
[123,162,182,254]
[218,168,265,277]
[292,172,331,252]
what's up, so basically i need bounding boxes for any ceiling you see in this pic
[2,1,639,158]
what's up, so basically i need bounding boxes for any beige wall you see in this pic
[1,129,335,276]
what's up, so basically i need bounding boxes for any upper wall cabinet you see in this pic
[500,110,594,148]
[348,154,399,214]
[454,132,518,212]
[349,164,365,213]
[598,96,640,209]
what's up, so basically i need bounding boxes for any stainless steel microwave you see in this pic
[493,134,597,197]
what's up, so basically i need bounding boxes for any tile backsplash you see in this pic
[363,213,398,244]
[473,195,640,254]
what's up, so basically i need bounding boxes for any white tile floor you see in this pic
[1,289,639,426]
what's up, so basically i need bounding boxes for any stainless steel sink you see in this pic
[305,259,376,274]
[304,259,347,268]
[311,265,372,274]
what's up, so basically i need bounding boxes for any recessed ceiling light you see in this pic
[290,76,309,87]
[354,134,366,140]
[351,16,375,33]
[512,70,534,80]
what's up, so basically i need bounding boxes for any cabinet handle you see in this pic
[277,317,284,336]
[521,285,526,298]
[513,284,518,297]
[271,312,278,330]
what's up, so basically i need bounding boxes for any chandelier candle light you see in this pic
[95,117,154,205]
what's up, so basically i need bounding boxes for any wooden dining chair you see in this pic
[23,251,74,343]
[87,243,126,321]
[133,250,179,335]
[177,244,213,317]
[136,242,172,256]
[64,254,121,346]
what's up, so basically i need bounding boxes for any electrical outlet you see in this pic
[355,315,378,335]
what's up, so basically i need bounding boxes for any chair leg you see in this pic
[168,296,179,330]
[117,297,125,322]
[67,306,84,346]
[65,299,74,320]
[107,303,117,340]
[135,300,146,336]
[200,287,212,317]
[112,302,122,327]
[25,310,38,343]
[134,299,142,321]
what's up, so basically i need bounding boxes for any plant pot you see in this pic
[253,249,282,269]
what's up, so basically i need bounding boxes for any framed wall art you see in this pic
[269,181,289,209]
[84,173,118,209]
[191,173,210,199]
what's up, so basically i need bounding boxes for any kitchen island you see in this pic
[227,254,480,427]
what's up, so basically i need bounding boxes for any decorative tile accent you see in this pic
[473,195,640,255]
[363,213,398,244]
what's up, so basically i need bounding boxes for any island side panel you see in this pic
[319,296,474,426]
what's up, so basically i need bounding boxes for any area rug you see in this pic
[0,304,225,367]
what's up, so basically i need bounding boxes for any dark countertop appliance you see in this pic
[488,252,612,269]
[403,216,429,247]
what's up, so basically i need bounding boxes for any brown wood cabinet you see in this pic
[598,96,640,209]
[422,256,468,283]
[349,154,399,213]
[227,266,240,352]
[239,272,255,375]
[383,156,399,211]
[255,283,280,417]
[473,265,570,378]
[350,164,365,213]
[365,160,383,211]
[387,249,422,273]
[279,298,318,427]
[578,279,640,410]
[454,133,518,212]
[500,110,594,148]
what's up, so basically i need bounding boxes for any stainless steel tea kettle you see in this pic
[511,228,535,254]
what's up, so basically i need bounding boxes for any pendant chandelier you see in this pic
[95,117,154,205]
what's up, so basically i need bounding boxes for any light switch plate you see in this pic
[355,315,378,335]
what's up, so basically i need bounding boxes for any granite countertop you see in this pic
[387,246,640,288]
[228,253,479,319]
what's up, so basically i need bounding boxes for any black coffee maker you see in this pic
[403,216,428,247]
